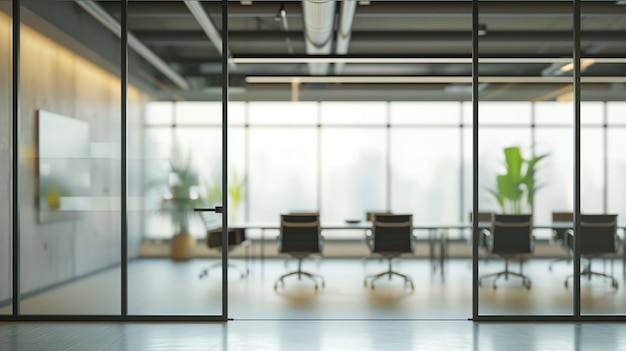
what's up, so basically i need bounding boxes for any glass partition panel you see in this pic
[127,0,223,316]
[19,0,122,315]
[477,0,574,316]
[580,0,626,316]
[0,0,12,316]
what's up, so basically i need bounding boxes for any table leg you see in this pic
[429,229,436,273]
[439,229,447,280]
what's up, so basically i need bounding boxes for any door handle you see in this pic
[194,206,223,214]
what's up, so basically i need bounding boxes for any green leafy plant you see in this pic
[228,171,246,222]
[487,146,548,214]
[203,170,246,223]
[158,146,204,235]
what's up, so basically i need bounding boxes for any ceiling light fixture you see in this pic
[232,57,472,64]
[558,59,596,73]
[541,59,596,76]
[245,76,626,84]
[232,57,602,65]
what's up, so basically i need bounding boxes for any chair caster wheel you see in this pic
[478,281,482,288]
[321,281,325,289]
[612,281,619,289]
[525,282,532,290]
[565,281,569,288]
[363,281,368,288]
[492,284,497,290]
[274,283,278,290]
[371,285,375,290]
[314,284,318,290]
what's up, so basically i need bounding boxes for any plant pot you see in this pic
[170,233,195,260]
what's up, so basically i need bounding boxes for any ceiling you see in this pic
[88,1,626,101]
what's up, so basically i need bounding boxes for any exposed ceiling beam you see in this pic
[184,1,225,57]
[135,30,626,47]
[75,0,190,90]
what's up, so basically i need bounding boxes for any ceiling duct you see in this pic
[302,0,336,75]
[334,0,357,75]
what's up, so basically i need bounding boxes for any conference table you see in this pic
[226,221,626,279]
[233,221,472,276]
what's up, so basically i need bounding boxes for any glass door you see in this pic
[126,0,228,318]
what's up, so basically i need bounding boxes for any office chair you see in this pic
[548,211,573,271]
[478,214,534,289]
[282,211,322,268]
[468,212,494,263]
[198,227,250,279]
[364,214,415,290]
[564,214,619,289]
[362,211,393,265]
[274,213,325,290]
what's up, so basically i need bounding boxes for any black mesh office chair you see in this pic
[548,211,573,271]
[479,214,534,289]
[469,211,494,248]
[362,211,393,264]
[564,214,619,289]
[198,227,250,279]
[364,214,415,290]
[274,214,325,290]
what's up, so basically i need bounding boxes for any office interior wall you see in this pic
[0,3,12,311]
[13,3,146,314]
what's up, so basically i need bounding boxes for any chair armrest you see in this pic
[565,229,574,249]
[364,228,374,249]
[480,228,491,249]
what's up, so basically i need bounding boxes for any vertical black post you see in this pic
[120,0,128,317]
[221,0,229,320]
[12,0,20,317]
[573,0,581,318]
[471,0,479,321]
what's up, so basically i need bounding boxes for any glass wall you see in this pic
[581,0,626,315]
[126,0,223,316]
[477,0,574,316]
[17,0,122,314]
[0,0,12,316]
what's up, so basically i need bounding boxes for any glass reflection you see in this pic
[18,0,122,314]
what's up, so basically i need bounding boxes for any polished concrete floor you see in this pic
[2,257,626,318]
[3,258,626,350]
[1,320,626,350]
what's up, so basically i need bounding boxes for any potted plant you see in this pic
[203,171,246,223]
[159,146,204,260]
[487,146,549,214]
